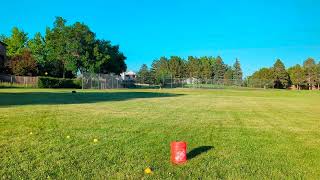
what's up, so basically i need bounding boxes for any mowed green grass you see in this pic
[0,88,320,179]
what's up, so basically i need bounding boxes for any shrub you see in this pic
[38,77,81,88]
[121,80,136,88]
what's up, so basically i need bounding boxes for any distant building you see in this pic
[0,41,7,71]
[0,41,7,59]
[120,71,136,81]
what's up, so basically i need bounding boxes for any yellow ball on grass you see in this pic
[144,167,152,174]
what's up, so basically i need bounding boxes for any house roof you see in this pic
[0,41,8,46]
[121,71,136,76]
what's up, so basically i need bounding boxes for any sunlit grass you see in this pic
[0,88,319,178]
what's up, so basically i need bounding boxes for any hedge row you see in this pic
[38,77,81,88]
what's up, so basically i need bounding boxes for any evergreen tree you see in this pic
[317,62,320,89]
[212,56,226,83]
[199,56,213,80]
[137,64,151,84]
[150,57,170,85]
[288,64,305,90]
[224,66,234,85]
[168,56,185,78]
[248,68,274,88]
[303,58,317,90]
[232,58,243,86]
[272,59,290,88]
[186,56,200,78]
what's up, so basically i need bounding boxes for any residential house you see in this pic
[0,41,7,71]
[120,71,136,81]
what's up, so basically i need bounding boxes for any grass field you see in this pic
[0,88,320,179]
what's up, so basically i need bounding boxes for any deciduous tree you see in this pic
[3,27,28,57]
[9,49,37,76]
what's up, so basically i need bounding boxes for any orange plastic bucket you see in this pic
[171,141,187,164]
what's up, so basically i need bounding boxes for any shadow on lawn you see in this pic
[187,146,214,160]
[0,91,183,107]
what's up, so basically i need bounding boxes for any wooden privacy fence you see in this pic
[0,74,38,87]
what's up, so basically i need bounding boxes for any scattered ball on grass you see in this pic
[144,167,152,174]
[66,136,70,139]
[93,138,98,143]
[29,132,33,135]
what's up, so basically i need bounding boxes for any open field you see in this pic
[0,88,320,179]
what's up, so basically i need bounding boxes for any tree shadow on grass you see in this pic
[0,91,183,107]
[187,146,214,160]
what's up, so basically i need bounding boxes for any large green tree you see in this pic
[3,27,28,57]
[248,68,273,88]
[45,17,71,77]
[136,64,151,84]
[212,56,226,83]
[67,22,96,74]
[199,56,213,80]
[186,56,200,78]
[303,58,317,90]
[288,64,305,90]
[95,40,127,75]
[272,59,290,88]
[168,56,185,78]
[150,57,170,85]
[28,32,47,75]
[45,17,126,77]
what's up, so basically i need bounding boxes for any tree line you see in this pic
[137,56,243,85]
[0,17,127,78]
[247,58,320,90]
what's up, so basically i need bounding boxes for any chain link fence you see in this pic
[135,75,283,89]
[0,72,280,89]
[135,75,246,89]
[81,73,136,89]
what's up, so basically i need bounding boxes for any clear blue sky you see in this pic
[1,0,320,76]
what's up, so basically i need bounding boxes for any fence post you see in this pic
[90,77,92,89]
[171,74,173,88]
[112,76,114,89]
[82,75,84,90]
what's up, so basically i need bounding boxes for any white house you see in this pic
[120,71,136,81]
